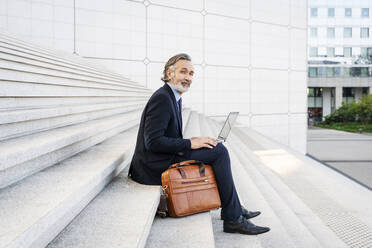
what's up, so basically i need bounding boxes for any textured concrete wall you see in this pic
[0,0,308,153]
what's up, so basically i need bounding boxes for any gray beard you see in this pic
[170,80,189,93]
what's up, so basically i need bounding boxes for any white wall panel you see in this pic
[0,16,6,30]
[251,114,289,146]
[205,66,250,116]
[31,2,53,21]
[251,69,288,114]
[289,71,307,113]
[31,19,53,39]
[290,29,307,70]
[205,0,250,19]
[252,0,290,25]
[289,113,307,154]
[0,0,7,16]
[1,0,308,153]
[7,16,32,38]
[251,22,289,69]
[54,22,73,40]
[54,6,74,24]
[8,0,31,18]
[148,5,203,63]
[291,0,307,28]
[151,0,203,11]
[147,63,164,91]
[205,15,249,66]
[54,0,73,8]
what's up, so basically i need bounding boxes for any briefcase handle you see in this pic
[169,160,206,179]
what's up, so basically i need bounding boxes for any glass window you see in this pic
[345,8,352,17]
[308,87,315,97]
[328,8,335,17]
[361,47,372,57]
[344,47,352,57]
[368,67,372,76]
[315,97,323,108]
[318,67,327,77]
[327,47,335,57]
[327,67,335,77]
[344,27,352,38]
[310,47,318,57]
[362,8,369,17]
[309,67,318,77]
[351,67,361,77]
[368,48,372,56]
[316,88,323,97]
[361,27,369,38]
[343,87,355,97]
[361,47,368,57]
[335,67,341,77]
[361,67,368,77]
[311,8,318,17]
[327,28,335,38]
[310,27,317,37]
[344,67,351,77]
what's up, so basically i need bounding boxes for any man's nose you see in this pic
[185,74,192,82]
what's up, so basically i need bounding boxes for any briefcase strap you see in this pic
[169,160,206,179]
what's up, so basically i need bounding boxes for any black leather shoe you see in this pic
[242,206,261,220]
[223,216,270,235]
[221,206,261,220]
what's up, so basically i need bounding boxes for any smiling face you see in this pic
[167,59,194,94]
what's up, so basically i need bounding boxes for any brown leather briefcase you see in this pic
[161,160,221,217]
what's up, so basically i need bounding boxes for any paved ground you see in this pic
[307,127,372,189]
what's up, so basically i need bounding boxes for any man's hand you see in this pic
[190,137,217,149]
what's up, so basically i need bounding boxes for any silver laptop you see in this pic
[216,112,239,143]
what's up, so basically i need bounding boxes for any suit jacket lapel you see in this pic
[163,84,183,137]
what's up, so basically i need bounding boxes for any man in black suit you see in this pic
[129,53,270,235]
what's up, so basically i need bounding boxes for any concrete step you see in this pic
[0,121,139,189]
[146,214,215,248]
[198,114,262,248]
[0,101,145,141]
[146,111,215,248]
[207,118,297,248]
[0,33,133,83]
[0,100,146,125]
[0,127,138,248]
[231,127,348,248]
[0,66,150,93]
[0,110,141,179]
[227,131,324,247]
[0,96,148,112]
[237,127,371,247]
[181,108,191,134]
[0,80,150,97]
[48,167,160,248]
[183,110,200,139]
[0,54,151,94]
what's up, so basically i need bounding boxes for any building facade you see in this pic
[0,0,307,153]
[308,0,372,122]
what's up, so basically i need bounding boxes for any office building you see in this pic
[308,0,372,121]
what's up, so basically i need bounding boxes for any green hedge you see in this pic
[324,94,372,124]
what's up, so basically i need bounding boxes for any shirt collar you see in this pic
[167,83,181,102]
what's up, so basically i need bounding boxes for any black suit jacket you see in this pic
[128,84,191,185]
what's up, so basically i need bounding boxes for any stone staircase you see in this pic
[1,33,371,248]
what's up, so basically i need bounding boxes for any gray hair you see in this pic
[161,53,192,83]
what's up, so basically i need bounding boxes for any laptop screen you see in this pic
[217,112,239,142]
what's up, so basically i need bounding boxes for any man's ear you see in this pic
[166,69,174,81]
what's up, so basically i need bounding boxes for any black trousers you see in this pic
[173,143,242,221]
